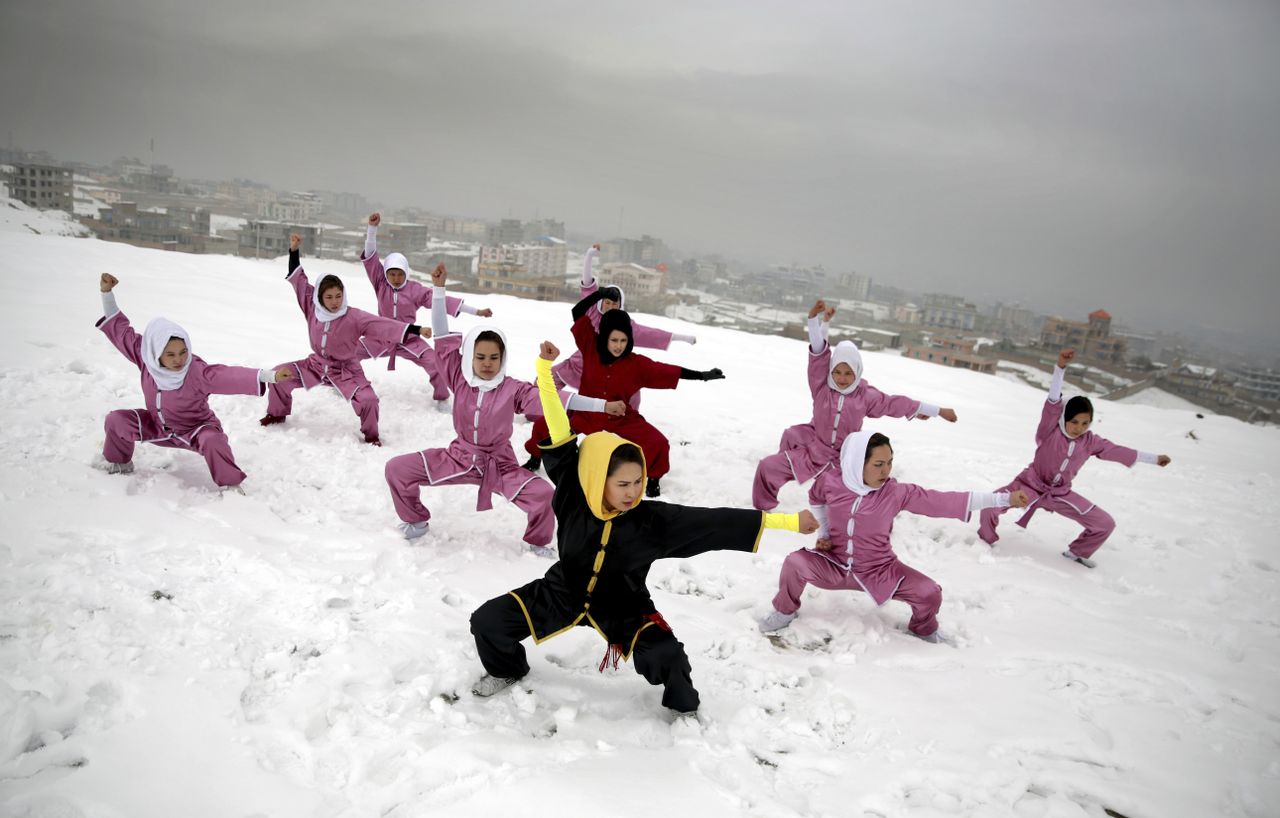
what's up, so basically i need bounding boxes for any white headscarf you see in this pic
[827,340,865,394]
[383,252,411,291]
[142,317,192,391]
[312,278,349,323]
[461,325,508,392]
[839,429,884,496]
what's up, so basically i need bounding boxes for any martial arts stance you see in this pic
[525,289,724,498]
[383,265,605,548]
[753,299,957,510]
[468,341,818,713]
[759,430,1028,642]
[97,273,289,490]
[361,212,491,409]
[978,348,1171,567]
[260,233,433,445]
[522,243,694,469]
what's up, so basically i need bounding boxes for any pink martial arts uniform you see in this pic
[383,327,555,545]
[771,431,1010,637]
[978,366,1154,559]
[266,262,415,441]
[752,317,940,510]
[359,235,468,401]
[97,308,265,487]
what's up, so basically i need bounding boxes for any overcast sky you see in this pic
[4,0,1278,346]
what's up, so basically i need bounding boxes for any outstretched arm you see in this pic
[807,299,834,353]
[430,264,451,338]
[581,243,600,292]
[95,273,143,367]
[536,342,573,445]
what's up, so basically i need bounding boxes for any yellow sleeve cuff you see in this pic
[762,512,800,532]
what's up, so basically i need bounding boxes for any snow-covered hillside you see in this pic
[1,226,1277,818]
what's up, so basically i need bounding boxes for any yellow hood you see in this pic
[578,432,647,520]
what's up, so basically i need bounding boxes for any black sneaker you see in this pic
[522,455,541,472]
[646,478,661,498]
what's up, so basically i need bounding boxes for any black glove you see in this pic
[680,367,725,381]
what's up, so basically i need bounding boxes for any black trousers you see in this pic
[470,591,700,712]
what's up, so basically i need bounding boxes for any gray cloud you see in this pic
[4,0,1278,344]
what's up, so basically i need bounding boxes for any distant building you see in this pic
[893,303,922,325]
[993,301,1037,342]
[486,219,525,245]
[475,260,565,301]
[85,202,214,252]
[523,218,565,241]
[479,238,567,281]
[921,294,980,331]
[238,221,320,258]
[601,235,667,266]
[834,270,873,301]
[600,262,667,296]
[440,217,488,241]
[258,192,323,223]
[1230,365,1280,403]
[1040,309,1126,364]
[903,337,998,373]
[8,162,73,213]
[381,223,431,253]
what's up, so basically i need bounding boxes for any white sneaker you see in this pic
[1062,551,1096,569]
[758,609,798,633]
[471,674,518,697]
[529,545,556,559]
[220,485,246,497]
[105,462,134,475]
[434,399,451,414]
[914,630,945,644]
[399,521,430,540]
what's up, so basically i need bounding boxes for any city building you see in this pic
[1040,309,1126,364]
[1230,365,1280,403]
[85,202,214,252]
[486,219,525,245]
[921,294,980,332]
[601,235,667,266]
[902,337,998,373]
[7,162,74,212]
[523,218,565,241]
[258,192,323,223]
[893,303,922,325]
[479,238,567,281]
[475,260,565,301]
[381,222,431,253]
[238,221,320,258]
[600,262,667,296]
[834,270,873,301]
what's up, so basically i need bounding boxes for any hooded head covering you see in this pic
[461,325,508,392]
[577,431,647,520]
[828,340,864,394]
[595,284,626,316]
[596,309,635,364]
[1058,395,1095,439]
[383,252,411,291]
[839,429,887,496]
[142,317,193,391]
[313,275,349,323]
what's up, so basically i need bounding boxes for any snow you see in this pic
[1,223,1279,817]
[1116,387,1206,413]
[0,195,91,237]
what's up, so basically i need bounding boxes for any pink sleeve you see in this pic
[361,251,388,294]
[631,321,674,351]
[353,309,411,346]
[1090,436,1139,468]
[434,333,466,392]
[96,311,144,369]
[203,364,266,397]
[860,382,922,420]
[287,267,314,317]
[899,484,972,522]
[445,295,465,317]
[580,279,599,300]
[513,379,544,418]
[1035,398,1061,445]
[807,345,831,397]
